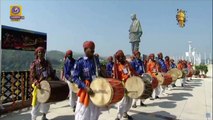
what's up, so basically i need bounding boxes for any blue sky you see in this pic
[1,0,212,58]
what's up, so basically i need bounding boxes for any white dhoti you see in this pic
[31,101,50,120]
[117,95,133,119]
[75,97,100,120]
[66,80,77,108]
[161,85,167,94]
[152,85,161,98]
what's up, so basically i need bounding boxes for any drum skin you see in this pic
[90,77,124,107]
[156,73,164,85]
[70,82,79,93]
[167,68,179,81]
[37,80,69,103]
[125,76,145,99]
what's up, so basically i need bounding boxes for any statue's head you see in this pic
[131,14,137,20]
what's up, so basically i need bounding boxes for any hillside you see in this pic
[1,49,106,77]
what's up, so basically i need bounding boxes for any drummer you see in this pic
[147,53,161,100]
[182,60,190,87]
[177,60,186,87]
[106,56,114,78]
[170,59,177,69]
[165,56,171,70]
[157,52,169,95]
[113,50,138,120]
[170,59,177,87]
[64,50,77,112]
[165,56,173,90]
[30,47,54,120]
[130,50,147,108]
[72,41,102,120]
[187,61,193,81]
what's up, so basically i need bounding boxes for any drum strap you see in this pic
[93,57,99,77]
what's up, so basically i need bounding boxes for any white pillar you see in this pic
[188,41,192,62]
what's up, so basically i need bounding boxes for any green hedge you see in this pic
[195,64,208,74]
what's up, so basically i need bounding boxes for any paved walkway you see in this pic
[0,77,212,120]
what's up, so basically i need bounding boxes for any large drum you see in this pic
[155,73,164,85]
[187,69,193,77]
[37,80,69,103]
[125,76,145,99]
[152,77,159,89]
[90,78,124,107]
[182,68,189,78]
[141,73,152,83]
[141,81,153,99]
[162,74,173,86]
[167,68,179,81]
[141,74,153,99]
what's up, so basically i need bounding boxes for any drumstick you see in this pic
[92,90,108,94]
[127,91,138,93]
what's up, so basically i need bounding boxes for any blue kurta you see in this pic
[73,56,100,89]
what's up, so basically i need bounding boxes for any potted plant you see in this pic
[195,64,208,78]
[194,65,201,78]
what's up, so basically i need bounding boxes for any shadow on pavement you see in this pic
[190,79,202,82]
[172,86,194,91]
[52,115,75,120]
[145,101,177,108]
[0,113,31,120]
[186,81,202,87]
[51,104,71,110]
[131,110,177,120]
[161,92,193,101]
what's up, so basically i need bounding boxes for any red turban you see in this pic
[65,50,73,58]
[83,41,95,49]
[149,53,155,59]
[133,50,140,56]
[35,47,45,56]
[115,50,125,59]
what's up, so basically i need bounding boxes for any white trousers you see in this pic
[133,99,145,104]
[66,80,77,108]
[152,85,161,98]
[75,97,100,120]
[161,85,167,94]
[182,77,187,86]
[31,101,50,120]
[117,95,133,119]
